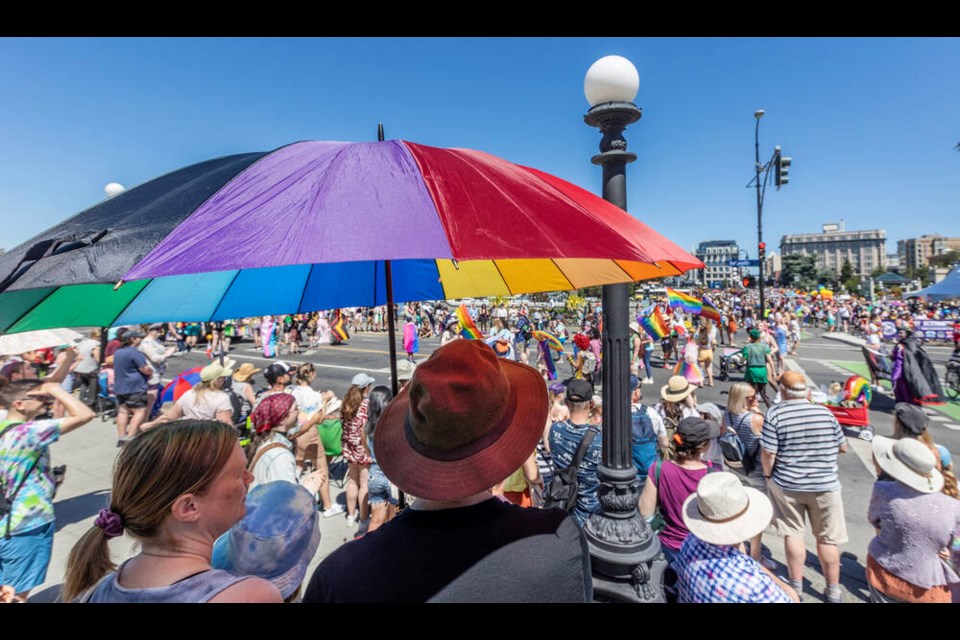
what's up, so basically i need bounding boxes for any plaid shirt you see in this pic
[676,534,794,603]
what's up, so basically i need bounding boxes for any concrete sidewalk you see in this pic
[29,414,358,602]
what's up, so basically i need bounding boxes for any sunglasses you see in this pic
[21,394,55,405]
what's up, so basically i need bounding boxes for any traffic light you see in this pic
[775,150,791,188]
[758,242,766,261]
[742,275,756,288]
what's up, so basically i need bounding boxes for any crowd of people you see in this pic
[1,284,959,604]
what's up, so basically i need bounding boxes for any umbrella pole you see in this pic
[384,259,406,509]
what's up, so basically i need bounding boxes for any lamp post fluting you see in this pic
[582,55,666,603]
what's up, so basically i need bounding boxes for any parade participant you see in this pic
[761,371,848,603]
[696,321,716,387]
[303,339,591,603]
[485,317,515,360]
[440,318,461,346]
[773,319,789,377]
[341,373,376,527]
[103,327,127,361]
[742,328,773,408]
[675,333,704,386]
[726,310,738,346]
[113,330,153,446]
[638,418,718,569]
[63,420,283,603]
[182,322,201,353]
[892,329,944,405]
[630,321,654,384]
[211,481,320,603]
[0,380,95,599]
[143,362,236,428]
[866,437,960,603]
[250,316,262,350]
[676,472,798,603]
[260,315,278,358]
[549,379,602,527]
[788,314,801,355]
[402,314,419,363]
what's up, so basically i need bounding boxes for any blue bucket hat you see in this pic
[211,481,321,600]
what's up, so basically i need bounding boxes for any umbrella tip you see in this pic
[113,280,125,291]
[378,122,384,142]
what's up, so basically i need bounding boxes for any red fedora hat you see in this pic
[374,339,547,501]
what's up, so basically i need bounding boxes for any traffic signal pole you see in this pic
[754,116,765,318]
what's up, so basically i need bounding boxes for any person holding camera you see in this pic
[0,379,95,600]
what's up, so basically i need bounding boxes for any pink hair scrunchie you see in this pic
[94,508,124,538]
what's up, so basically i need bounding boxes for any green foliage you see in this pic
[843,276,861,293]
[928,250,960,269]
[840,259,854,283]
[779,253,819,290]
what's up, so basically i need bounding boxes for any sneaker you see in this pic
[758,556,778,571]
[643,377,654,385]
[345,514,358,527]
[825,587,843,603]
[321,504,345,518]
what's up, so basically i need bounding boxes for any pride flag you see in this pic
[701,297,722,324]
[539,341,558,381]
[455,304,483,340]
[640,306,669,340]
[666,288,702,315]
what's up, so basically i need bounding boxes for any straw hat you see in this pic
[661,375,695,403]
[872,436,944,494]
[233,362,261,383]
[682,472,774,546]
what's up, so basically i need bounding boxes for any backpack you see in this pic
[719,423,759,476]
[581,351,597,376]
[542,426,598,513]
[219,376,245,427]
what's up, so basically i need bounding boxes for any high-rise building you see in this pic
[780,220,886,278]
[885,253,901,271]
[896,235,960,272]
[690,240,740,288]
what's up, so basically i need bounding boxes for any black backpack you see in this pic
[542,426,598,513]
[219,376,245,427]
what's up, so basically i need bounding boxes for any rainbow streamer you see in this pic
[455,304,484,340]
[666,288,703,315]
[540,340,558,381]
[640,306,669,340]
[701,296,721,324]
[532,329,563,351]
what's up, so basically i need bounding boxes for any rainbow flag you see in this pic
[532,329,563,351]
[455,304,483,340]
[666,288,702,315]
[701,297,721,324]
[640,306,669,340]
[331,310,349,343]
[539,341,558,381]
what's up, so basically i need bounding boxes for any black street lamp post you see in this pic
[582,55,666,603]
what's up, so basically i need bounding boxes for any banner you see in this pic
[915,320,953,341]
[880,321,897,341]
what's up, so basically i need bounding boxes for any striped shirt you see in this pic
[761,400,845,492]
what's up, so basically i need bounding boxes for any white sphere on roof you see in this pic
[104,183,125,197]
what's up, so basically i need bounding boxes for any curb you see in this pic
[821,332,865,348]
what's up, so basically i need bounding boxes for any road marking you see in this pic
[937,423,960,431]
[928,415,951,422]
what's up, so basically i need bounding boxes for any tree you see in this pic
[928,250,960,269]
[840,259,854,284]
[870,266,886,278]
[779,253,819,290]
[817,268,839,288]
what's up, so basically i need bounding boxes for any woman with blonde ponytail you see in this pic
[63,420,281,602]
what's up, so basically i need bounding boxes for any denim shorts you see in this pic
[0,520,55,594]
[368,465,397,506]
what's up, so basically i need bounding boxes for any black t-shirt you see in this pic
[302,497,592,603]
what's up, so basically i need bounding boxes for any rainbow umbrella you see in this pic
[0,139,700,335]
[158,365,203,405]
[531,329,563,352]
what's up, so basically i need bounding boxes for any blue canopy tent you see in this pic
[908,265,960,301]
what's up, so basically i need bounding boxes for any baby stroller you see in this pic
[717,347,746,381]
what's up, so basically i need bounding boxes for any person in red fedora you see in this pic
[302,339,592,603]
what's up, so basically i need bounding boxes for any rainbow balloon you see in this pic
[456,304,483,340]
[843,375,872,406]
[666,288,703,315]
[532,329,563,351]
[640,306,670,340]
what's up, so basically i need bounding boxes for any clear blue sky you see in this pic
[2,37,957,261]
